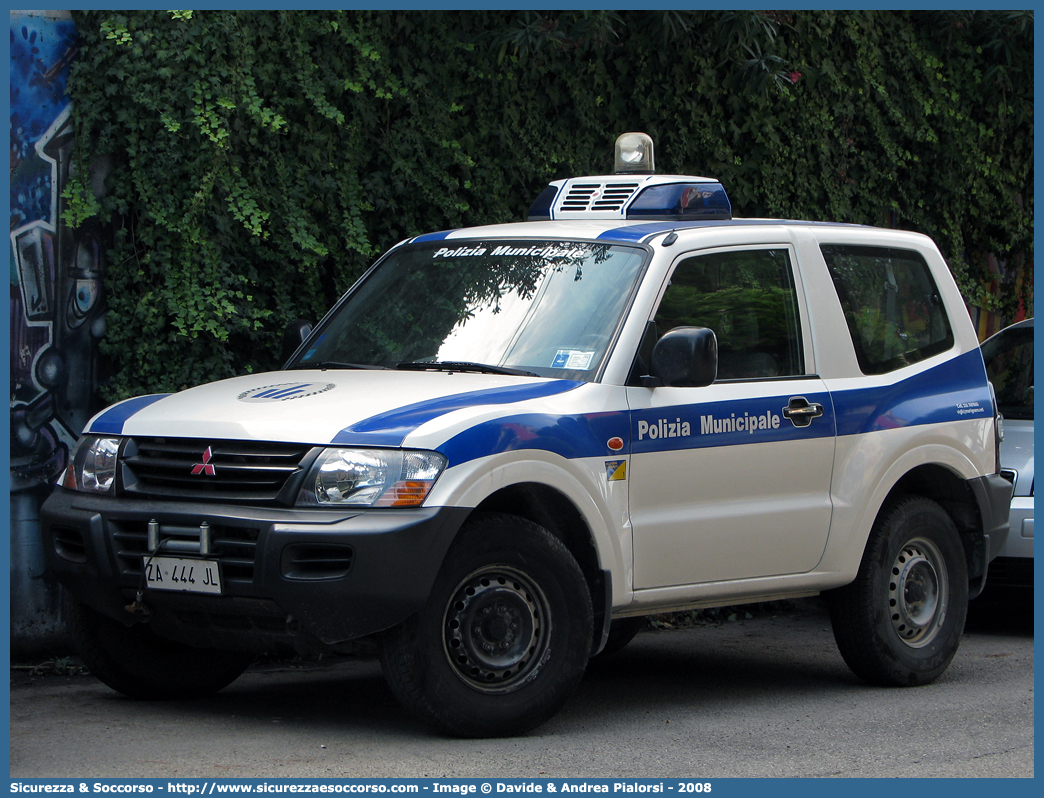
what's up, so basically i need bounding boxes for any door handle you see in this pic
[783,396,824,428]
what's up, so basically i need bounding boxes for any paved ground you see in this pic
[9,597,1033,778]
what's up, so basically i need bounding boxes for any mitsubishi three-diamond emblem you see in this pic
[191,446,216,476]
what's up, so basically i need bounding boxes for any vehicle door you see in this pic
[626,245,837,588]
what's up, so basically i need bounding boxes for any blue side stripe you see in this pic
[630,391,835,456]
[332,380,584,447]
[438,411,628,468]
[88,394,170,434]
[437,393,834,467]
[833,348,992,435]
[431,351,991,467]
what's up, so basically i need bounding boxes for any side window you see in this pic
[821,245,954,375]
[654,248,805,380]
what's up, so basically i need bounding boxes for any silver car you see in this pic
[982,318,1034,588]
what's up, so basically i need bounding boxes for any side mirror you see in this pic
[646,326,717,388]
[282,319,313,363]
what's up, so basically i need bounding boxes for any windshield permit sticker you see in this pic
[238,383,335,402]
[552,350,595,370]
[300,335,325,362]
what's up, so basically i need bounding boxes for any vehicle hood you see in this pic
[1000,419,1034,496]
[85,370,584,448]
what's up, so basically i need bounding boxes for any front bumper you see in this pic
[996,496,1034,560]
[41,488,469,653]
[987,495,1033,589]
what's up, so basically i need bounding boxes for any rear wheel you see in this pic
[827,496,968,686]
[67,598,252,699]
[380,512,593,737]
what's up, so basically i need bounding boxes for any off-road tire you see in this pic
[67,598,252,699]
[379,512,593,737]
[827,495,968,686]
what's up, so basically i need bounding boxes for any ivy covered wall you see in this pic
[62,9,1033,403]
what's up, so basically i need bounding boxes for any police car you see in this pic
[42,134,1011,737]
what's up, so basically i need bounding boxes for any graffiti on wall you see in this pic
[10,12,107,496]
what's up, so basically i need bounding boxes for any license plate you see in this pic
[143,556,222,595]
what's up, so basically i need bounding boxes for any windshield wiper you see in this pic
[396,361,540,378]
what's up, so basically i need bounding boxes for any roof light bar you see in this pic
[525,133,732,222]
[626,182,732,221]
[527,177,732,222]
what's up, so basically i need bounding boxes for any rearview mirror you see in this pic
[647,326,717,388]
[282,319,313,363]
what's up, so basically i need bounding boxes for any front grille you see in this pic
[560,181,639,213]
[122,437,315,504]
[110,519,259,585]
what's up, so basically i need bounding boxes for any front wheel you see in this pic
[67,598,252,699]
[827,495,968,686]
[379,512,593,737]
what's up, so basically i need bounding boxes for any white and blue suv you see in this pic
[43,134,1011,737]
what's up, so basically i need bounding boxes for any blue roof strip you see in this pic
[597,221,729,242]
[597,218,873,244]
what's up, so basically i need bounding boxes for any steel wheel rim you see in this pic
[888,537,948,648]
[443,565,551,694]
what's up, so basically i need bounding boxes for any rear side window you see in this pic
[821,245,953,374]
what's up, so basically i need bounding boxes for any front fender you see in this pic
[427,450,632,609]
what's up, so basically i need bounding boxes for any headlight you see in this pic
[60,435,121,494]
[297,448,447,508]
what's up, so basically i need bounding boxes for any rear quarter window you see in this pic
[821,244,954,375]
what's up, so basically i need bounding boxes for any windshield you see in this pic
[293,240,648,380]
[982,323,1034,420]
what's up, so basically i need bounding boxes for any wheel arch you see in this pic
[825,456,989,595]
[825,431,990,576]
[474,481,613,654]
[885,464,991,594]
